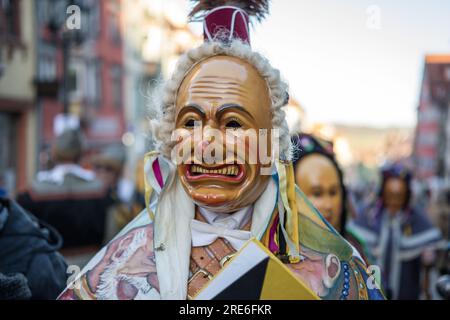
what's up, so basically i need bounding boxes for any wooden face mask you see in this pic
[295,154,343,231]
[174,55,273,213]
[382,177,408,214]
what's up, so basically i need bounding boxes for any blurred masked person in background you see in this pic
[292,134,372,264]
[16,129,114,267]
[92,145,132,203]
[92,145,138,239]
[427,186,450,277]
[348,164,444,299]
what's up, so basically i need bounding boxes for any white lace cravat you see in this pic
[191,206,253,250]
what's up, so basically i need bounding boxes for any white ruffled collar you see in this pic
[197,205,253,230]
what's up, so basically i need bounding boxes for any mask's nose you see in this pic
[194,126,223,164]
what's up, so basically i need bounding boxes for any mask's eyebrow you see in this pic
[176,103,206,120]
[216,103,254,120]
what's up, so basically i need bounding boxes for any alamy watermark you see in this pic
[66,5,81,30]
[170,122,280,175]
[66,264,82,290]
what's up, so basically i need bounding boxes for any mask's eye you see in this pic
[312,191,322,198]
[329,187,338,197]
[225,119,242,129]
[311,189,323,198]
[184,119,196,128]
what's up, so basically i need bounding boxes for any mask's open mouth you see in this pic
[185,164,245,182]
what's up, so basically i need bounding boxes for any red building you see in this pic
[413,55,450,181]
[36,0,125,168]
[0,0,36,195]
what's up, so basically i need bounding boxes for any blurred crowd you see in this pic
[291,133,449,300]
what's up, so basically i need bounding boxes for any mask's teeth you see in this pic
[190,165,240,176]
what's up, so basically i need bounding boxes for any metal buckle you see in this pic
[219,253,236,268]
[187,269,213,300]
[188,268,213,284]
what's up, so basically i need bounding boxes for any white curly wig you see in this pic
[149,39,292,161]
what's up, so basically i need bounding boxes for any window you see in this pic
[37,0,49,24]
[38,0,66,32]
[107,0,121,45]
[85,59,101,107]
[110,64,122,109]
[37,44,57,81]
[419,106,440,123]
[68,59,84,101]
[68,68,78,95]
[445,66,450,82]
[67,58,101,106]
[418,157,436,171]
[136,77,146,118]
[86,0,100,39]
[0,113,17,196]
[0,0,21,40]
[74,0,100,40]
[417,133,438,146]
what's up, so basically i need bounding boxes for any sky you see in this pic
[181,0,450,128]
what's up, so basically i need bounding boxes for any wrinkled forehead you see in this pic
[175,55,271,112]
[384,177,408,194]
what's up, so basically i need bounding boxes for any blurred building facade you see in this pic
[0,0,37,194]
[0,0,200,196]
[413,55,450,187]
[35,0,126,166]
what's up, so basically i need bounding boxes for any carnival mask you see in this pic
[382,177,408,215]
[174,55,273,213]
[295,154,343,230]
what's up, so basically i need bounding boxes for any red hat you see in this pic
[203,6,250,44]
[189,1,270,47]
